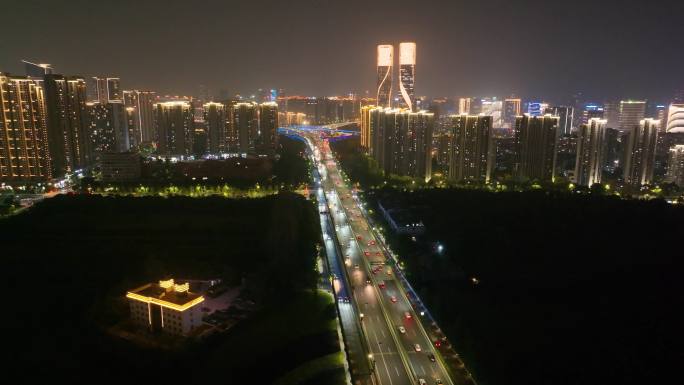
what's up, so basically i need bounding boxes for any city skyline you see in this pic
[2,0,683,102]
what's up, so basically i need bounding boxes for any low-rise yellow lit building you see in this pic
[126,279,204,335]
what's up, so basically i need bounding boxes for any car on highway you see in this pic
[398,326,406,334]
[354,264,360,269]
[434,340,442,347]
[375,251,382,256]
[364,251,370,256]
[414,343,421,352]
[390,296,397,303]
[357,235,363,240]
[404,311,412,319]
[419,380,427,385]
[368,240,376,246]
[428,353,436,362]
[366,278,371,285]
[378,281,386,289]
[435,379,443,385]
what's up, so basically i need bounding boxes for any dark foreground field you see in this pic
[1,193,345,385]
[368,188,683,385]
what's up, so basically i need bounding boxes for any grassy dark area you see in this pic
[367,187,683,385]
[0,193,339,384]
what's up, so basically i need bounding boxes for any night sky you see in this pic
[2,0,683,103]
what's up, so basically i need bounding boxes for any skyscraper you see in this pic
[581,104,604,125]
[123,90,157,145]
[376,45,393,108]
[665,145,684,186]
[546,106,574,135]
[449,114,493,183]
[258,102,279,155]
[90,77,122,103]
[360,105,372,151]
[574,118,607,186]
[0,74,51,181]
[399,42,416,112]
[665,104,684,133]
[458,97,472,115]
[365,106,433,181]
[503,98,522,128]
[481,98,503,128]
[154,101,193,156]
[87,102,130,154]
[514,114,560,182]
[623,118,659,186]
[618,100,646,132]
[43,74,91,176]
[203,102,228,154]
[232,102,259,153]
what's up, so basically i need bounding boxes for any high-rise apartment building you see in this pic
[514,114,560,182]
[546,106,574,135]
[574,118,607,186]
[123,90,157,145]
[581,104,604,125]
[87,102,130,154]
[623,118,659,186]
[43,74,91,176]
[203,102,228,154]
[154,101,193,156]
[365,106,433,181]
[458,97,472,115]
[90,77,122,103]
[665,145,684,186]
[481,99,503,128]
[258,102,279,155]
[360,105,372,150]
[665,104,684,133]
[398,42,416,112]
[448,114,493,183]
[232,102,259,154]
[503,98,522,128]
[618,100,646,132]
[0,74,52,181]
[376,45,393,108]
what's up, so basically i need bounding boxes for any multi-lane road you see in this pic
[297,128,455,385]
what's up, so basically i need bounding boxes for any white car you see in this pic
[414,343,421,352]
[398,326,406,334]
[418,380,427,385]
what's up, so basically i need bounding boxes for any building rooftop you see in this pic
[127,279,204,311]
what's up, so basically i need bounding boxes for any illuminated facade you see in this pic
[360,105,372,150]
[623,118,659,186]
[449,114,493,183]
[514,114,560,182]
[258,102,279,155]
[154,101,193,156]
[376,45,393,108]
[127,278,204,336]
[399,42,416,112]
[546,106,574,135]
[232,102,258,153]
[618,100,646,132]
[458,98,472,115]
[366,106,433,181]
[43,74,91,177]
[123,90,157,144]
[86,102,130,154]
[203,102,228,154]
[665,145,684,186]
[574,118,607,186]
[503,98,522,128]
[90,77,122,103]
[0,74,52,181]
[665,103,684,133]
[481,98,503,128]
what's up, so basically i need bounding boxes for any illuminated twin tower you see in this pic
[376,42,416,111]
